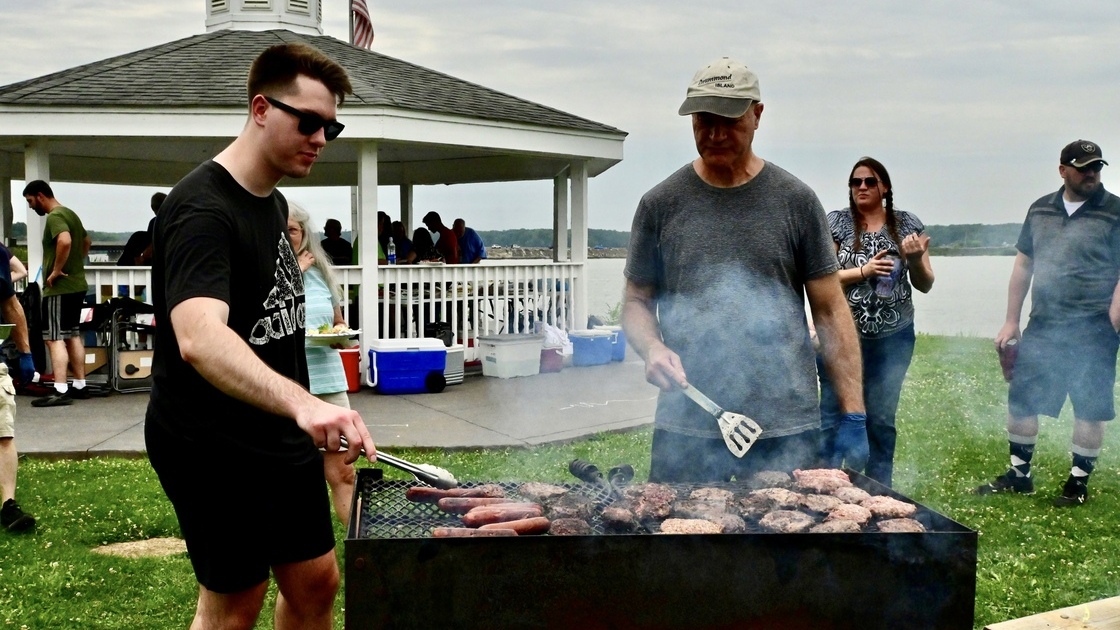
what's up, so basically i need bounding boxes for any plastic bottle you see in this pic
[387,237,396,265]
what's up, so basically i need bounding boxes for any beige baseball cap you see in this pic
[678,57,761,119]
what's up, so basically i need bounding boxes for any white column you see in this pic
[24,141,50,282]
[0,177,11,246]
[349,185,359,245]
[570,160,589,330]
[358,141,380,383]
[400,183,413,233]
[552,169,569,262]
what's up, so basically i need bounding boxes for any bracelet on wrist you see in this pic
[859,265,865,279]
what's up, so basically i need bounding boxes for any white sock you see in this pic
[72,379,86,390]
[54,382,68,394]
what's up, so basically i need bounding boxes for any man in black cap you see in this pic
[979,139,1120,507]
[621,57,865,483]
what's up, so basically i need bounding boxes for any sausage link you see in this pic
[461,506,544,527]
[480,517,551,535]
[432,527,518,538]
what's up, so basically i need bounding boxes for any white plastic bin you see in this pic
[478,334,545,378]
[445,344,465,385]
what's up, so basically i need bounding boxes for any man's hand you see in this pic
[644,342,688,391]
[45,269,67,288]
[833,412,869,471]
[994,321,1020,350]
[17,353,35,385]
[295,398,377,465]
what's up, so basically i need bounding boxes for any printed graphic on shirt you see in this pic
[249,233,306,345]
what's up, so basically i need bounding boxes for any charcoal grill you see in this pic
[345,468,977,629]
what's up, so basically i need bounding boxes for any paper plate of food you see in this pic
[307,324,360,346]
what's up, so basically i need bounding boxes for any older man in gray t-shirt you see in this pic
[622,57,865,483]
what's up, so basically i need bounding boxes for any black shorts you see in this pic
[1009,315,1120,421]
[145,420,335,594]
[649,428,818,483]
[41,291,85,341]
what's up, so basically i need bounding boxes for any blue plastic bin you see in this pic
[599,325,627,361]
[569,330,613,366]
[368,338,447,394]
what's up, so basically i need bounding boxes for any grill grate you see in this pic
[356,478,618,539]
[354,475,944,539]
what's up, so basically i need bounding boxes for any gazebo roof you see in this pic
[0,29,625,187]
[0,29,621,136]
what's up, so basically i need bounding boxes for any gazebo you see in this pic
[0,0,626,370]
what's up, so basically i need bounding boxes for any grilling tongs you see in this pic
[680,384,763,458]
[340,437,458,489]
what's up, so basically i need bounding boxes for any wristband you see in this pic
[859,265,866,279]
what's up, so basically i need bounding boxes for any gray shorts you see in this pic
[1009,315,1119,421]
[41,292,85,341]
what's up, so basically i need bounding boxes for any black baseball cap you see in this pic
[1061,140,1108,168]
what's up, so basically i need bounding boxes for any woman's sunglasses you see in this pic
[265,97,345,141]
[849,177,879,188]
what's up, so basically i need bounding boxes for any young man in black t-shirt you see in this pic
[145,43,375,629]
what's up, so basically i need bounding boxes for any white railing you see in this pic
[335,260,582,347]
[87,261,584,349]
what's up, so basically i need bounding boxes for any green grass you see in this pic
[3,334,1120,628]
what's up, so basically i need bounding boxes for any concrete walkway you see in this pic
[15,357,659,458]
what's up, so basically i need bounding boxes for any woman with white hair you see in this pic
[287,203,356,526]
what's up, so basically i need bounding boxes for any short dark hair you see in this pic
[324,218,342,233]
[247,43,352,106]
[22,180,53,198]
[151,192,167,213]
[422,211,442,225]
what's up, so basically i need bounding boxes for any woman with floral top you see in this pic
[818,156,935,487]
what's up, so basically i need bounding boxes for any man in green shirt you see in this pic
[21,180,92,407]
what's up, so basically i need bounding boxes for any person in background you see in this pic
[22,180,92,407]
[288,204,356,527]
[144,42,376,629]
[453,218,487,264]
[0,242,37,532]
[818,157,934,487]
[377,211,391,261]
[410,228,441,263]
[8,255,27,284]
[138,192,166,265]
[977,140,1120,507]
[118,230,152,266]
[320,218,352,265]
[622,57,864,483]
[391,221,414,264]
[421,211,460,264]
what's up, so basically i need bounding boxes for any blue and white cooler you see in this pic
[368,338,448,394]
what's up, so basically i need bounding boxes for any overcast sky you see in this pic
[4,0,1120,235]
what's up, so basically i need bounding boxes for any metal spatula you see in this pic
[680,385,763,458]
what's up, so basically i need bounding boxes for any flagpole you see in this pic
[348,0,355,45]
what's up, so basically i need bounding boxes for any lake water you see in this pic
[584,256,1023,339]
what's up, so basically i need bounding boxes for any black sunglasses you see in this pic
[849,176,879,188]
[264,97,344,141]
[1074,162,1105,174]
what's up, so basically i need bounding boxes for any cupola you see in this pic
[205,0,323,35]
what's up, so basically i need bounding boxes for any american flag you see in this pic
[351,0,374,49]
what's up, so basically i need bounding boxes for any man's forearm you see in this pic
[620,293,663,361]
[1004,254,1033,325]
[0,297,30,353]
[173,304,312,422]
[816,310,864,413]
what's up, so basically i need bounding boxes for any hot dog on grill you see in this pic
[436,497,518,514]
[432,527,518,538]
[479,517,551,535]
[461,505,543,527]
[405,484,506,503]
